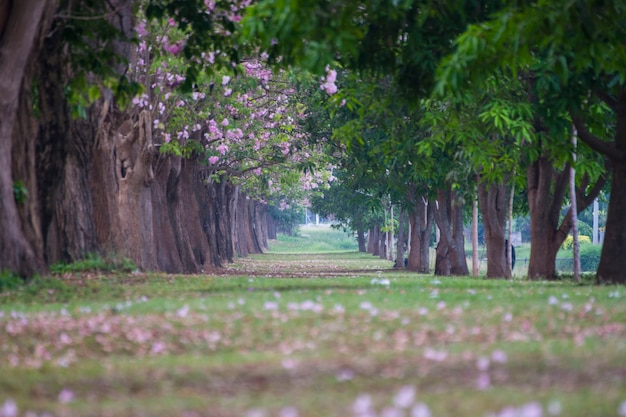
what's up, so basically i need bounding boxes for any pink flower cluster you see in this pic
[321,66,338,95]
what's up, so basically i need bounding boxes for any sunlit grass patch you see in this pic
[269,224,359,253]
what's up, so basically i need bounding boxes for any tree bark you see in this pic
[433,186,469,276]
[357,229,367,252]
[407,195,433,273]
[394,208,407,269]
[367,224,381,256]
[596,89,626,284]
[477,177,510,278]
[472,197,479,276]
[0,0,49,277]
[526,157,569,280]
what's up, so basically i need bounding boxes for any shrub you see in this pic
[562,234,591,250]
[579,244,602,272]
[50,253,136,274]
[0,271,23,292]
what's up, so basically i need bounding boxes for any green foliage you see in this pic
[0,271,23,292]
[562,235,591,250]
[268,204,304,236]
[145,0,246,89]
[12,181,28,204]
[50,253,137,274]
[579,244,602,272]
[61,1,143,115]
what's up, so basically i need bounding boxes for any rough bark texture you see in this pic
[1,0,271,277]
[0,0,50,276]
[477,178,510,279]
[433,186,469,276]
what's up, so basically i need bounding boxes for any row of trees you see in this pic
[243,0,625,283]
[0,0,331,278]
[1,0,624,284]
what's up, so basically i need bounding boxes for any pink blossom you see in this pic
[222,75,231,85]
[321,82,337,95]
[208,156,220,165]
[204,0,215,12]
[324,66,337,83]
[217,143,229,155]
[164,40,183,55]
[320,66,338,95]
[221,118,230,126]
[135,21,148,37]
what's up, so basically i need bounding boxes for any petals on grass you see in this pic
[352,394,374,414]
[381,406,403,417]
[423,348,447,362]
[1,400,17,417]
[477,356,490,371]
[264,301,279,311]
[245,409,265,417]
[547,400,562,415]
[491,349,508,363]
[393,385,416,408]
[410,403,432,417]
[278,406,299,417]
[518,402,543,417]
[336,369,354,381]
[476,372,491,390]
[58,388,74,404]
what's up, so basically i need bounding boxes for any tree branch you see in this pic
[570,111,619,158]
[594,89,618,111]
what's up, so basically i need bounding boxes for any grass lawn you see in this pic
[1,225,625,417]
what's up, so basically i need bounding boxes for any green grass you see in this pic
[269,224,359,253]
[1,230,625,417]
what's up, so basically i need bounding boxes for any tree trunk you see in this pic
[527,157,569,279]
[407,195,433,273]
[266,202,278,240]
[477,177,510,278]
[0,0,49,277]
[597,91,626,284]
[433,186,469,276]
[367,224,380,256]
[394,208,407,269]
[472,197,479,276]
[570,133,581,283]
[255,201,269,252]
[357,229,367,252]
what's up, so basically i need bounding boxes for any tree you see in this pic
[436,0,623,282]
[0,0,49,277]
[1,0,328,277]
